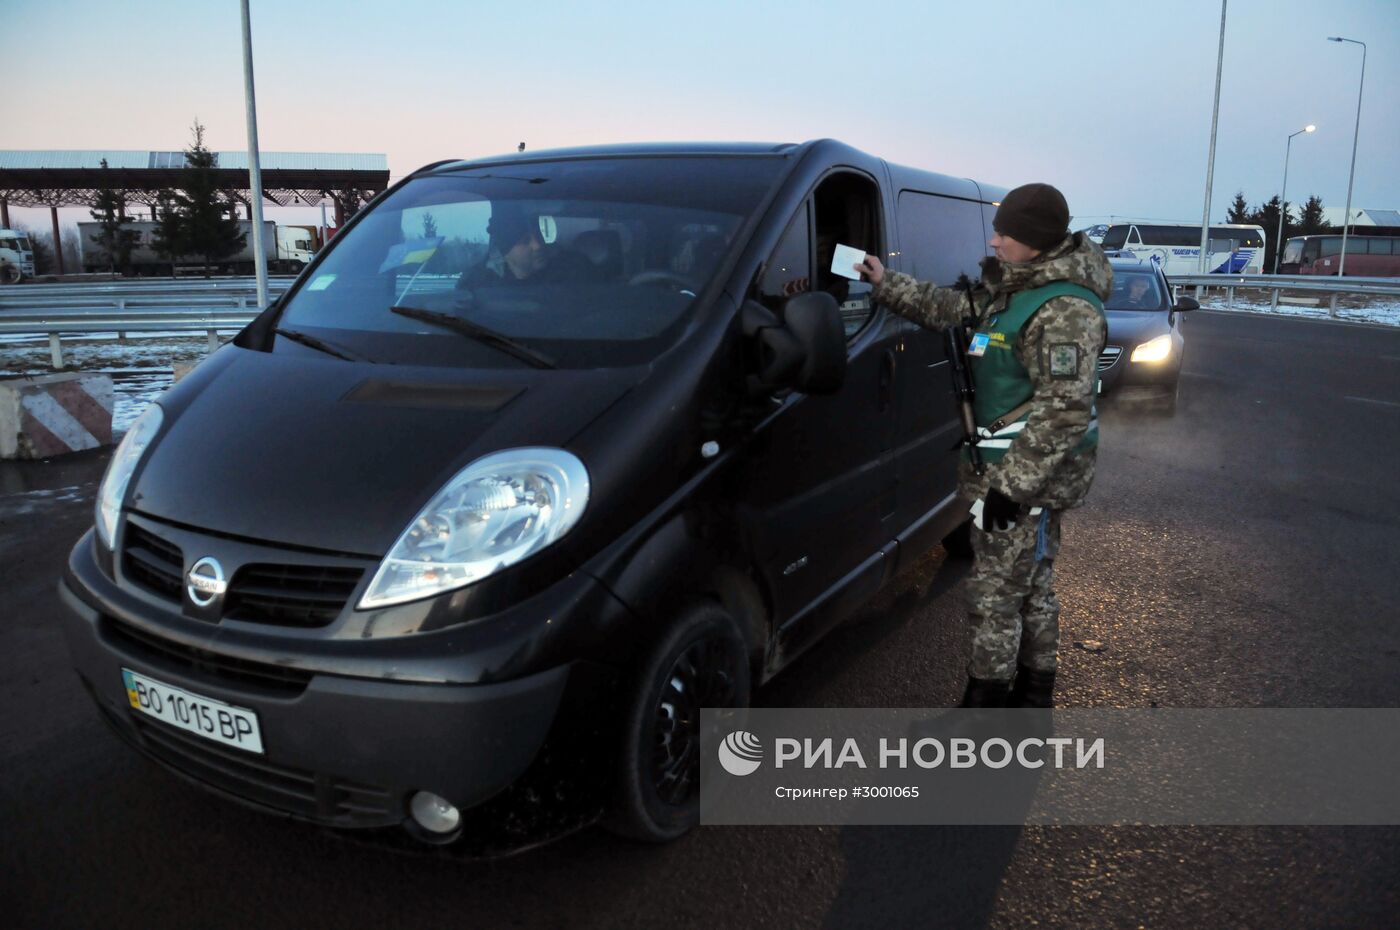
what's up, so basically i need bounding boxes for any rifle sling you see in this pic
[988,399,1035,433]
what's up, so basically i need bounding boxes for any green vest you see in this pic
[966,282,1104,465]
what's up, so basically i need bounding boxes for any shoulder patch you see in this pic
[1047,343,1081,379]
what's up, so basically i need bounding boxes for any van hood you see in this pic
[130,347,638,555]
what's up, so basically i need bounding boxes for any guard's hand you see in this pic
[983,488,1021,532]
[854,253,885,286]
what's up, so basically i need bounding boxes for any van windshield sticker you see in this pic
[306,274,336,291]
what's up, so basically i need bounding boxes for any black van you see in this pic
[59,140,1006,845]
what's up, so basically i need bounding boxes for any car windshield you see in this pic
[277,157,784,369]
[1106,270,1166,310]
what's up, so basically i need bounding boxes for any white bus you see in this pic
[1099,222,1266,276]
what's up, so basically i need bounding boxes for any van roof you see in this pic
[415,139,999,204]
[422,141,800,174]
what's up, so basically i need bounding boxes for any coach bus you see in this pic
[1278,233,1400,277]
[1100,222,1266,276]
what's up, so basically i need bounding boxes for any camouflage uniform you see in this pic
[871,233,1112,680]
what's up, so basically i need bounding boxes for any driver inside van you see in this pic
[461,205,593,287]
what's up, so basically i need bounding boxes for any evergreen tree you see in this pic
[1226,191,1251,224]
[421,211,438,239]
[1249,196,1288,273]
[89,159,140,275]
[1298,195,1332,235]
[170,120,245,275]
[150,190,186,278]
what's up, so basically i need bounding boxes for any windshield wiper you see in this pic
[389,305,557,369]
[274,327,374,362]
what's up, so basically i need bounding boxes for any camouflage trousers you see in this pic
[966,507,1063,680]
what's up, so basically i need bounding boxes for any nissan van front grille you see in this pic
[123,523,185,601]
[1098,346,1123,371]
[119,521,364,628]
[224,564,365,628]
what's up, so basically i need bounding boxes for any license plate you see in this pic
[121,668,264,754]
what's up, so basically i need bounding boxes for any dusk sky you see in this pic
[6,0,1398,231]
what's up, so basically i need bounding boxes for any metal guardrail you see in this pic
[5,276,296,296]
[0,278,287,367]
[3,271,1396,370]
[0,309,260,368]
[1167,272,1400,316]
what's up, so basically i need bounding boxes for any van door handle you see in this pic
[879,348,896,411]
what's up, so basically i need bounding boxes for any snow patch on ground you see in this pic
[1,334,218,436]
[1,333,217,374]
[1196,292,1400,327]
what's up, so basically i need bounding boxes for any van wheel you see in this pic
[942,519,974,559]
[606,601,750,842]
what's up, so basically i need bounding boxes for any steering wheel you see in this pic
[627,269,700,293]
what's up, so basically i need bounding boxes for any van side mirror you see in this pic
[1173,296,1200,311]
[741,294,847,395]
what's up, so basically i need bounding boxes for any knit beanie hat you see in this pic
[993,183,1070,252]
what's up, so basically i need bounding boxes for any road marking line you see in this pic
[1344,395,1400,409]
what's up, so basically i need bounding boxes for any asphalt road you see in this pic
[3,309,1399,929]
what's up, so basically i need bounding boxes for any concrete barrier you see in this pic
[0,372,115,459]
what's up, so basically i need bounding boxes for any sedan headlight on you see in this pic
[1130,334,1173,364]
[96,404,164,550]
[359,448,590,609]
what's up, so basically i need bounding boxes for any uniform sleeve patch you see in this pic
[1048,343,1080,379]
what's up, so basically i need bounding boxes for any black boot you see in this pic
[959,676,1012,708]
[1008,665,1056,708]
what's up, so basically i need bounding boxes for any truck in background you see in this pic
[77,220,326,276]
[0,229,36,283]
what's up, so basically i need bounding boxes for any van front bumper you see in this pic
[58,530,616,836]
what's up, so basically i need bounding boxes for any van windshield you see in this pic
[277,157,784,369]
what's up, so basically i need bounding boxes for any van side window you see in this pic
[896,191,985,286]
[1128,226,1142,246]
[814,173,880,338]
[758,202,812,306]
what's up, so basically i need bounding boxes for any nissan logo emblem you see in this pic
[186,557,228,608]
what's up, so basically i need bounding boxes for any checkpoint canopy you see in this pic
[0,149,391,227]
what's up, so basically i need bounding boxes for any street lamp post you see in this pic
[240,0,269,309]
[1198,0,1229,287]
[1274,124,1315,274]
[1327,36,1366,278]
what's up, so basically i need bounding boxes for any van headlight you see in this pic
[96,404,164,550]
[1130,334,1173,364]
[359,448,590,609]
